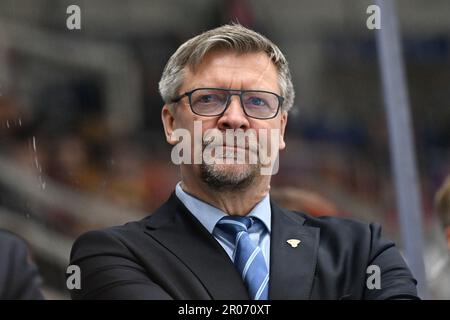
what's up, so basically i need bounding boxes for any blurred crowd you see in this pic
[0,93,178,237]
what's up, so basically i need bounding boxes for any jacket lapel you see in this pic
[144,193,249,300]
[269,202,320,299]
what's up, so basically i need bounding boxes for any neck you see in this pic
[180,167,271,216]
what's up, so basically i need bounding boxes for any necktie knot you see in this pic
[215,216,254,239]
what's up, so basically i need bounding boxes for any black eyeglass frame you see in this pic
[171,87,284,120]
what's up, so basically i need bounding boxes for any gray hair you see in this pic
[158,24,295,112]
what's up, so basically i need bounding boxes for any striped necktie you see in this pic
[214,216,269,300]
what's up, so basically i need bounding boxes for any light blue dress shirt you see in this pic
[175,182,271,270]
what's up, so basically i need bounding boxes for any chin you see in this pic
[213,162,252,173]
[200,163,260,191]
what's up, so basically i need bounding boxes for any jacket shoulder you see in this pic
[290,211,380,239]
[70,218,150,262]
[70,193,179,263]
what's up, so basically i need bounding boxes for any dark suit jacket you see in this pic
[69,193,418,300]
[0,230,44,300]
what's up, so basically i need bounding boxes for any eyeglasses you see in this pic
[171,88,284,120]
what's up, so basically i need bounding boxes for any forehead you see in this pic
[182,50,279,92]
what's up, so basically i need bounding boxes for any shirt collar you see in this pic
[175,182,271,234]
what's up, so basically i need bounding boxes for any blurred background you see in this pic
[0,0,449,299]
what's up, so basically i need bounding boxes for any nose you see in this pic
[217,95,250,130]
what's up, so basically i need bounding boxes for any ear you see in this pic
[278,111,288,150]
[161,104,177,145]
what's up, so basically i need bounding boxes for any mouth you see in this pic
[222,145,248,151]
[220,145,260,163]
[208,145,254,156]
[202,135,260,159]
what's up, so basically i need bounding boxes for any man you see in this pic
[0,229,44,299]
[69,24,418,300]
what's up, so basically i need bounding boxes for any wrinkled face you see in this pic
[162,50,288,191]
